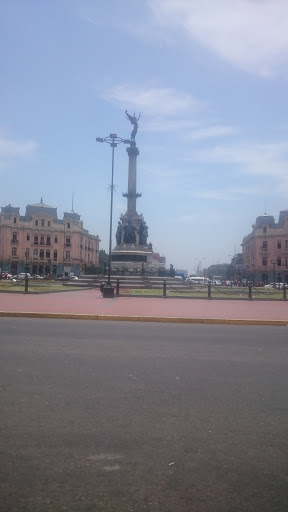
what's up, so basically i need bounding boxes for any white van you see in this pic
[185,276,209,284]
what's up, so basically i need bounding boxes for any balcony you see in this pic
[11,239,19,244]
[65,243,71,247]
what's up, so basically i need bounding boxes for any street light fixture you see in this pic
[96,134,130,298]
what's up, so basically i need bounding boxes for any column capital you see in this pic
[126,145,139,157]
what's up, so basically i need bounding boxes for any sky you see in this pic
[1,0,288,275]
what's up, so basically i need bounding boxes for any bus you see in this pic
[185,276,209,284]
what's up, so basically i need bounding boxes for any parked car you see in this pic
[16,273,31,279]
[70,276,79,280]
[264,283,286,289]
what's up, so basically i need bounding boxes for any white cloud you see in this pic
[144,118,201,133]
[148,0,288,77]
[185,185,267,201]
[191,141,288,178]
[0,137,38,158]
[185,124,236,140]
[173,210,225,224]
[102,85,202,116]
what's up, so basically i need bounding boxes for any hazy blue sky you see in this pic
[2,0,288,274]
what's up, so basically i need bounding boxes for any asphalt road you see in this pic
[1,319,288,512]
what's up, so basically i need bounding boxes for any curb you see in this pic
[0,311,287,326]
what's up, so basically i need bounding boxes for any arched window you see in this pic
[12,247,17,256]
[65,250,70,260]
[40,249,44,258]
[46,250,50,258]
[33,249,38,257]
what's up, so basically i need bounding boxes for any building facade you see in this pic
[0,201,100,276]
[241,210,288,284]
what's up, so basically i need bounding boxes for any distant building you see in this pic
[0,200,100,276]
[175,269,188,278]
[241,210,288,284]
[205,263,229,281]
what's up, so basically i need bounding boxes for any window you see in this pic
[25,249,30,257]
[53,250,57,261]
[46,249,50,258]
[277,241,281,249]
[47,235,51,245]
[54,236,58,243]
[48,221,51,227]
[35,219,38,226]
[65,250,70,259]
[277,258,281,266]
[40,234,45,245]
[262,258,267,266]
[40,249,44,258]
[263,227,267,233]
[41,219,44,226]
[34,235,38,244]
[33,249,38,257]
[66,237,70,246]
[12,247,17,256]
[26,233,30,241]
[67,222,70,228]
[14,217,16,224]
[262,241,267,249]
[12,232,17,242]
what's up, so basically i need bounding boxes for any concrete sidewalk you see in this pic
[0,289,288,325]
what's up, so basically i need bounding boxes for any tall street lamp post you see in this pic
[25,249,29,274]
[96,134,130,298]
[271,260,277,287]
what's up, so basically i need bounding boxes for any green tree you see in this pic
[99,249,107,275]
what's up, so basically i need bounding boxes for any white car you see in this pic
[17,273,31,279]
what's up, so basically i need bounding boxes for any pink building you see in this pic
[242,210,288,284]
[0,201,100,276]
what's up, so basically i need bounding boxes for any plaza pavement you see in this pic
[0,288,288,325]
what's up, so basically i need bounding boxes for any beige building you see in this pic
[242,210,288,284]
[0,200,100,276]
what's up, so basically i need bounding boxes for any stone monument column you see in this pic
[123,144,141,214]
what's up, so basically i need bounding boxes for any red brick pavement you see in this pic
[0,289,288,323]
